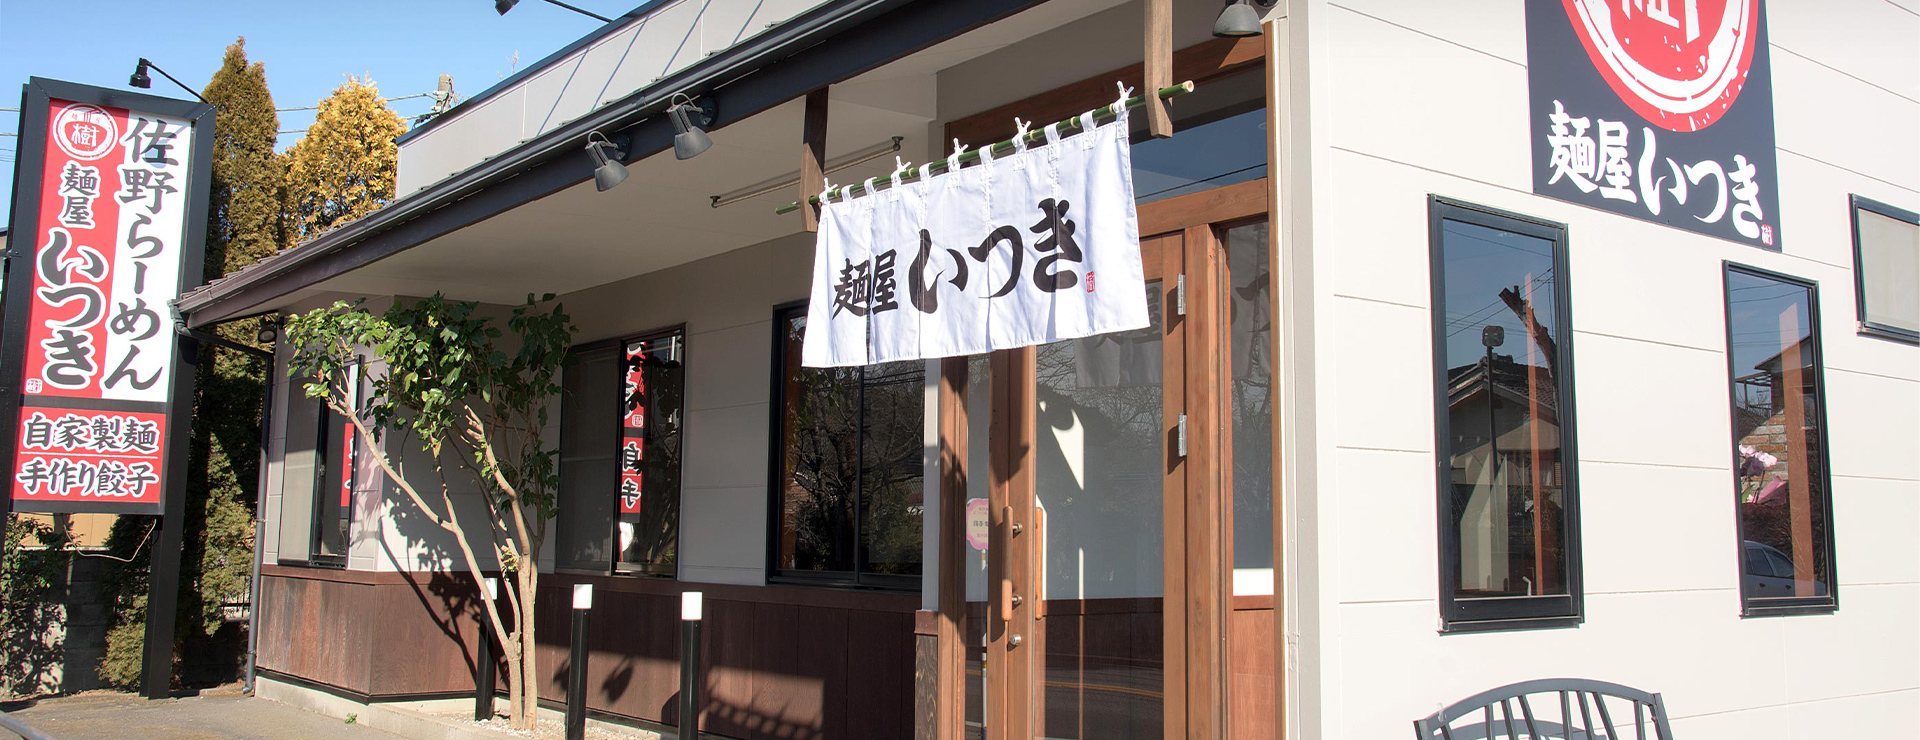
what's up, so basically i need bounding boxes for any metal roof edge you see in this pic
[396,0,678,145]
[177,0,903,322]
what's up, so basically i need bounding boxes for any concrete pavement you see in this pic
[1,689,404,740]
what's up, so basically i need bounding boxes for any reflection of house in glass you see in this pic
[1446,353,1563,599]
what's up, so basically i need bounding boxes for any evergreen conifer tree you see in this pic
[286,77,405,240]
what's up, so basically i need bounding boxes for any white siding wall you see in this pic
[1305,1,1920,737]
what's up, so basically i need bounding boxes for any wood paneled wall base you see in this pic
[532,575,918,740]
[257,567,920,739]
[256,567,490,698]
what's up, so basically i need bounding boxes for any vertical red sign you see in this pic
[619,340,648,514]
[4,80,208,515]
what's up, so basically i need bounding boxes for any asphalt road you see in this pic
[1,691,404,740]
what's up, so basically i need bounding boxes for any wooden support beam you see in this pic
[1146,0,1174,138]
[801,89,829,232]
[934,356,969,740]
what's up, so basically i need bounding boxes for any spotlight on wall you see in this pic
[129,59,153,89]
[667,93,714,161]
[255,320,281,346]
[1212,0,1264,38]
[585,131,630,192]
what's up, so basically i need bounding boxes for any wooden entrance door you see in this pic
[964,179,1262,739]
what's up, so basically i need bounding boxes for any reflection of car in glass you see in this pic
[1743,540,1828,598]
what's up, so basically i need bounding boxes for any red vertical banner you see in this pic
[619,340,647,514]
[4,80,210,515]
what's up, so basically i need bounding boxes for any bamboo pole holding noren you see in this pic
[773,81,1195,215]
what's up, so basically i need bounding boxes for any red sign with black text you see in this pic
[4,80,208,515]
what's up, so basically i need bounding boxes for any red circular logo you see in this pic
[52,104,118,161]
[1562,0,1760,132]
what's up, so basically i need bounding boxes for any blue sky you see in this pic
[1,0,629,216]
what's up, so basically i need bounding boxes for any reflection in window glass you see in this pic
[617,330,684,575]
[1226,223,1274,593]
[1034,282,1164,739]
[1130,107,1267,204]
[312,362,358,561]
[1850,196,1919,341]
[1725,267,1835,610]
[773,306,924,583]
[1432,201,1577,625]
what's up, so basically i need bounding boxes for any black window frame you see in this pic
[765,301,923,591]
[1428,196,1584,633]
[612,324,687,578]
[307,359,361,569]
[1848,194,1920,344]
[1721,262,1840,617]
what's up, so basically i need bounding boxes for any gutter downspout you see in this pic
[245,351,273,694]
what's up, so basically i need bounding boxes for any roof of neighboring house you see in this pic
[1447,357,1560,415]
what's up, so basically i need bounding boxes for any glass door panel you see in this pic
[1034,281,1167,739]
[965,355,991,739]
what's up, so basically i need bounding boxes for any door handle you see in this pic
[1000,579,1015,622]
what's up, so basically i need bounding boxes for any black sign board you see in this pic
[1527,0,1782,251]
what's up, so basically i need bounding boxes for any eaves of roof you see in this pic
[177,0,1049,328]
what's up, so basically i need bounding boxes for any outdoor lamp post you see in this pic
[475,577,498,721]
[566,583,593,740]
[678,592,704,739]
[1482,324,1505,491]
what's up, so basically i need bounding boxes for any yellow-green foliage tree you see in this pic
[285,76,405,240]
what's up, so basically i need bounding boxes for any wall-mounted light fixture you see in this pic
[129,58,211,104]
[495,0,614,24]
[254,319,281,346]
[585,131,630,192]
[709,136,904,208]
[667,93,714,160]
[1213,0,1264,38]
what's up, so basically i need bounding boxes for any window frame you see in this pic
[1721,262,1840,617]
[765,300,922,591]
[611,324,687,578]
[1427,195,1585,632]
[307,359,360,569]
[1848,194,1920,343]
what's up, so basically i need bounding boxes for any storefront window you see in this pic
[1724,265,1837,615]
[771,304,924,587]
[554,330,685,578]
[1849,195,1919,342]
[310,361,359,563]
[1129,71,1265,205]
[1226,222,1274,594]
[617,329,684,574]
[1429,197,1581,630]
[557,344,618,572]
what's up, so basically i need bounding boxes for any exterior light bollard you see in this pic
[476,577,499,721]
[566,583,593,740]
[678,592,704,740]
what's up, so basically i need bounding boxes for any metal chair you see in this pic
[1413,678,1674,739]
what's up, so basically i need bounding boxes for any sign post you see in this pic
[1,78,214,699]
